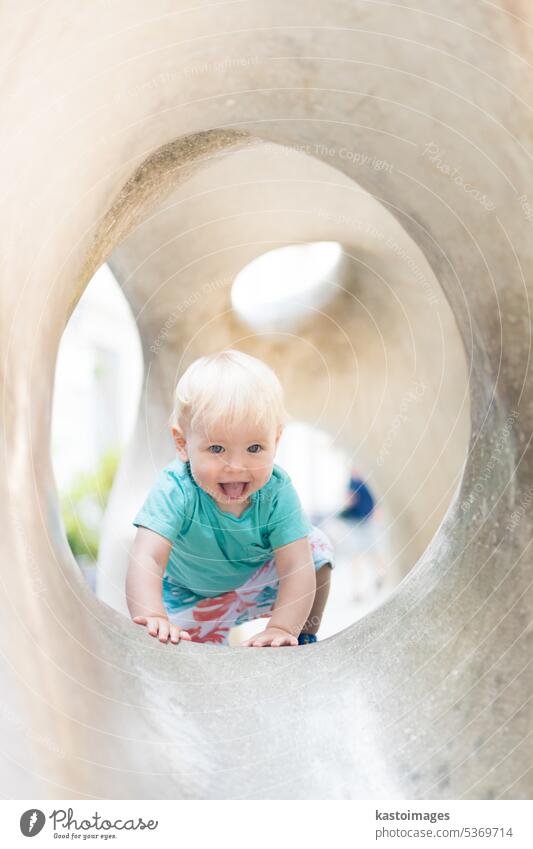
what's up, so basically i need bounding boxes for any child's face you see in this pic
[172,420,283,508]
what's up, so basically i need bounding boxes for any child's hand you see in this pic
[240,626,298,647]
[132,615,192,644]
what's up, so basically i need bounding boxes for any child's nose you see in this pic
[223,454,247,471]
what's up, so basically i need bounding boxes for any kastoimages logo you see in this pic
[20,809,46,837]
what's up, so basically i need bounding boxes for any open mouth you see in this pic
[218,481,250,499]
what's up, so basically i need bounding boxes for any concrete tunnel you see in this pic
[0,1,532,799]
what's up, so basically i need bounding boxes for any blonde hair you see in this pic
[168,350,287,436]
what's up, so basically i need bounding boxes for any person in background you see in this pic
[339,474,375,523]
[338,469,386,596]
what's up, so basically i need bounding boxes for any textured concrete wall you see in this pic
[97,138,470,612]
[0,1,531,799]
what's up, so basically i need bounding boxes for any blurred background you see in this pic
[52,251,392,644]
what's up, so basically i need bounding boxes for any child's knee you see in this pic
[308,526,335,567]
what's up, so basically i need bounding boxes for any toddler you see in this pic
[126,349,334,647]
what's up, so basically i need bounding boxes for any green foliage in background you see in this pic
[61,448,120,561]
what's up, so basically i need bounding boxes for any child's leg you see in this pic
[162,525,335,644]
[300,563,331,635]
[162,578,237,645]
[163,569,283,645]
[300,525,334,635]
[225,525,335,635]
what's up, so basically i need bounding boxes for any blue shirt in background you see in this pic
[339,477,375,521]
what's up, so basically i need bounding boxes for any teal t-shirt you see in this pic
[132,459,312,596]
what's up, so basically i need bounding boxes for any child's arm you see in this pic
[126,527,191,644]
[240,537,316,647]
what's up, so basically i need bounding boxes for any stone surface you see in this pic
[0,1,531,799]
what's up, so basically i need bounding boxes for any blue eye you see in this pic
[248,444,262,454]
[208,445,224,454]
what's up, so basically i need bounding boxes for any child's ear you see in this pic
[171,426,188,461]
[275,424,283,447]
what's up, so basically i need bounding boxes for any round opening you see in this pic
[52,136,470,648]
[52,263,142,588]
[231,241,343,330]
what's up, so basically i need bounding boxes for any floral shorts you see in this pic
[162,525,334,645]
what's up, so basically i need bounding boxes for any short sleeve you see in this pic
[132,468,186,543]
[266,475,313,550]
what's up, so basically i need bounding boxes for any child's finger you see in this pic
[169,626,189,643]
[147,617,164,636]
[157,619,170,643]
[132,616,147,625]
[169,625,181,643]
[267,635,298,647]
[168,626,192,643]
[282,635,298,646]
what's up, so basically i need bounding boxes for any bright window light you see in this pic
[231,241,343,330]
